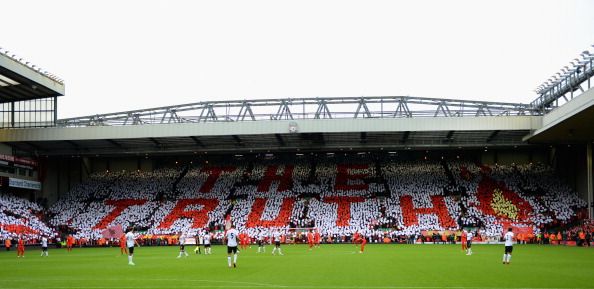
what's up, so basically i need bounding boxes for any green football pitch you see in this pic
[1,244,593,289]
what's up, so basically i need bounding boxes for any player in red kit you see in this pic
[17,236,25,258]
[239,233,249,250]
[314,229,321,248]
[351,231,366,253]
[307,230,314,250]
[120,234,128,255]
[66,235,74,252]
[359,235,367,253]
[461,230,468,252]
[353,231,360,248]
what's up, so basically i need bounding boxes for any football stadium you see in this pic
[1,3,594,289]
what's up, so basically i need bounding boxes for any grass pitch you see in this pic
[1,244,593,289]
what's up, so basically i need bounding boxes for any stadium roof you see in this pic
[0,95,542,155]
[525,43,594,144]
[531,43,594,113]
[0,129,535,157]
[525,86,594,144]
[0,49,65,102]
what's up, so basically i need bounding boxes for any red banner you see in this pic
[101,224,124,239]
[0,154,37,167]
[1,224,39,235]
[502,222,533,235]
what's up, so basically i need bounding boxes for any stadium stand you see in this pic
[0,194,55,241]
[0,156,589,244]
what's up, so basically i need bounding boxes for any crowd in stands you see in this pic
[0,155,589,245]
[0,194,55,241]
[449,161,587,237]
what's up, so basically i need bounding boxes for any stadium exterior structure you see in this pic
[0,49,64,128]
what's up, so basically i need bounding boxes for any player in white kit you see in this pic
[177,233,189,258]
[225,225,239,268]
[194,232,203,255]
[126,227,139,266]
[40,236,48,257]
[203,232,212,255]
[503,228,514,265]
[466,231,474,255]
[257,231,266,253]
[271,231,283,255]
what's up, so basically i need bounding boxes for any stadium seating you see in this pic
[0,194,55,241]
[0,156,588,243]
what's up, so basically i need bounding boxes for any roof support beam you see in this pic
[148,137,161,147]
[314,100,332,119]
[446,130,454,140]
[106,139,123,149]
[274,100,293,120]
[56,96,540,127]
[394,98,412,118]
[189,136,205,147]
[445,130,454,142]
[275,134,285,146]
[434,101,452,117]
[232,135,243,145]
[354,99,371,118]
[0,86,23,100]
[401,131,410,144]
[198,104,218,122]
[65,140,80,149]
[237,102,255,121]
[360,132,367,144]
[162,109,180,124]
[486,130,500,143]
[24,141,43,151]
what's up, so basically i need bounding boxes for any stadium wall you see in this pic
[0,143,11,154]
[554,144,590,204]
[0,143,41,202]
[41,158,88,204]
[41,157,155,204]
[479,148,548,165]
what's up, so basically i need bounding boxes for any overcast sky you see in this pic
[2,0,593,118]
